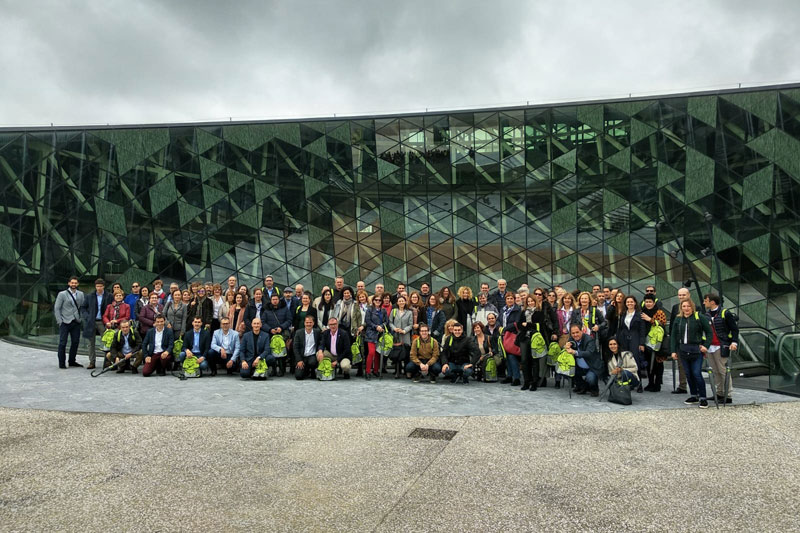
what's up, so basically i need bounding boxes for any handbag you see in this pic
[502,330,520,356]
[608,377,632,405]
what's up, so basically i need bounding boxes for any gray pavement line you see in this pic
[371,417,470,532]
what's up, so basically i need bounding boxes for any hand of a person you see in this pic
[700,346,707,354]
[220,348,227,358]
[377,326,383,333]
[124,353,132,360]
[730,342,738,351]
[464,364,473,370]
[592,325,599,332]
[297,361,305,369]
[253,357,260,366]
[639,345,644,352]
[241,361,249,370]
[145,356,152,364]
[226,360,233,368]
[442,364,449,374]
[641,313,651,322]
[198,356,205,364]
[671,352,678,360]
[420,364,428,372]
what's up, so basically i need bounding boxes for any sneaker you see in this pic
[684,396,699,405]
[412,375,421,383]
[672,388,687,395]
[430,376,437,384]
[699,399,709,409]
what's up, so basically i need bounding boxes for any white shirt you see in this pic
[212,297,224,319]
[624,311,634,328]
[154,328,164,353]
[304,330,316,356]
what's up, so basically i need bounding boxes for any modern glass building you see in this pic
[1,84,799,392]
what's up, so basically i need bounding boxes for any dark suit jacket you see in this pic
[293,328,322,360]
[143,326,175,357]
[83,291,114,337]
[318,329,352,362]
[182,328,211,358]
[616,311,647,354]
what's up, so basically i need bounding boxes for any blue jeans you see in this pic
[405,361,442,377]
[575,367,599,391]
[444,363,473,380]
[680,352,706,399]
[506,353,521,380]
[57,320,81,366]
[178,350,210,371]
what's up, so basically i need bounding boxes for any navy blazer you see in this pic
[318,328,352,362]
[239,330,271,365]
[616,310,647,354]
[182,328,211,358]
[83,290,114,337]
[142,326,175,357]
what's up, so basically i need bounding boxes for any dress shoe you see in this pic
[157,368,166,376]
[59,364,67,369]
[86,363,96,370]
[68,361,83,368]
[530,385,537,392]
[635,384,643,393]
[211,368,217,376]
[130,366,138,374]
[671,388,687,395]
[512,379,520,386]
[521,383,530,391]
[716,395,733,404]
[501,377,512,384]
[342,373,350,379]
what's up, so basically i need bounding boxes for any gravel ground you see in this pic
[1,403,799,532]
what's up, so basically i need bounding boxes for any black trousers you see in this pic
[520,342,541,386]
[295,355,317,380]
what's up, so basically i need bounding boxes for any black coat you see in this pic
[616,310,647,354]
[83,291,114,337]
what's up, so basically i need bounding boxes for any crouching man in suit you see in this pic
[239,318,273,379]
[316,317,352,379]
[142,314,174,377]
[107,320,142,373]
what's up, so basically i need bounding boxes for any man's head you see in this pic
[645,285,656,295]
[375,283,384,295]
[295,284,304,298]
[603,287,611,301]
[192,317,203,331]
[154,314,165,330]
[284,287,293,299]
[95,278,105,293]
[478,292,488,305]
[420,282,430,294]
[396,283,405,294]
[570,324,583,342]
[452,323,464,338]
[643,294,656,309]
[356,281,366,292]
[304,315,314,331]
[335,277,344,290]
[497,278,507,292]
[480,282,489,293]
[592,284,601,296]
[419,323,430,340]
[264,276,274,289]
[131,282,140,294]
[68,276,79,290]
[270,294,280,307]
[251,317,262,334]
[120,320,131,335]
[328,317,338,333]
[228,275,237,288]
[220,316,230,333]
[703,293,721,310]
[487,312,497,327]
[677,287,690,302]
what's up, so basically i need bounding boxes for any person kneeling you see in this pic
[406,324,441,383]
[181,317,211,376]
[142,314,174,377]
[293,315,320,380]
[316,317,352,380]
[607,336,639,389]
[107,320,142,374]
[441,323,474,384]
[565,324,603,396]
[239,318,273,379]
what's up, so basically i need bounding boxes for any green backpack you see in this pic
[317,358,334,381]
[182,354,200,378]
[173,337,183,357]
[377,325,394,356]
[646,323,664,351]
[484,355,498,382]
[547,341,561,367]
[351,334,363,364]
[270,334,287,358]
[529,324,547,359]
[556,349,576,377]
[101,328,115,349]
[253,357,268,379]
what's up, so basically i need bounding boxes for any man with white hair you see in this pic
[490,279,508,310]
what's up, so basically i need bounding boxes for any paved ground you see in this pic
[1,340,794,417]
[2,403,800,532]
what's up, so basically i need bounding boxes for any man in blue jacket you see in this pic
[209,316,240,376]
[83,278,113,370]
[142,314,174,377]
[238,317,273,379]
[565,324,604,396]
[182,316,211,374]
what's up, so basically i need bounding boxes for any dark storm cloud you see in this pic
[0,0,798,126]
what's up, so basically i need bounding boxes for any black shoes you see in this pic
[635,384,643,393]
[157,368,166,376]
[412,375,421,383]
[699,399,709,409]
[521,383,530,391]
[430,376,437,384]
[68,361,83,367]
[512,379,520,386]
[554,381,561,389]
[716,395,732,404]
[672,388,687,395]
[59,364,67,369]
[590,390,599,397]
[501,377,512,384]
[130,366,138,374]
[684,396,699,405]
[342,373,350,379]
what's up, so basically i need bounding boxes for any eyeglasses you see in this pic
[534,292,543,296]
[132,285,139,288]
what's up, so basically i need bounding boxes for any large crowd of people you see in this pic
[53,274,739,408]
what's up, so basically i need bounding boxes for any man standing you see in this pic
[238,317,273,379]
[295,284,305,300]
[54,276,85,369]
[317,317,352,379]
[84,278,113,370]
[441,323,475,384]
[107,320,142,373]
[293,315,321,380]
[419,282,431,302]
[123,282,141,321]
[227,275,238,296]
[263,275,278,300]
[668,288,692,394]
[406,324,441,383]
[565,324,603,396]
[642,284,664,312]
[283,287,299,318]
[182,316,211,374]
[490,279,508,310]
[389,283,405,306]
[703,293,739,404]
[209,316,240,376]
[332,276,345,303]
[141,314,174,377]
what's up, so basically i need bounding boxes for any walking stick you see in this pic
[722,347,734,407]
[703,355,719,409]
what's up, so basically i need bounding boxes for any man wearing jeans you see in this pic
[441,323,474,384]
[53,276,86,369]
[84,278,113,370]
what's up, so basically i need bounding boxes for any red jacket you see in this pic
[102,302,130,329]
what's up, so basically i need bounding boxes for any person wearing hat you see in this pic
[282,287,299,318]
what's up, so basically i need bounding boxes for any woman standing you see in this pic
[389,295,413,378]
[426,294,446,343]
[187,286,213,329]
[102,290,130,331]
[616,295,647,393]
[292,292,316,332]
[670,299,713,409]
[364,295,389,378]
[471,322,495,382]
[165,288,188,339]
[437,287,456,321]
[210,283,225,332]
[556,292,575,347]
[606,290,625,340]
[569,292,607,340]
[138,292,162,337]
[499,292,522,386]
[517,294,547,391]
[135,286,150,321]
[333,286,356,335]
[317,288,334,331]
[455,286,475,331]
[408,291,424,336]
[227,292,248,336]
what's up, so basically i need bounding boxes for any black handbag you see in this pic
[388,344,405,363]
[608,378,632,405]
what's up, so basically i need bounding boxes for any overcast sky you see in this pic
[1,0,799,126]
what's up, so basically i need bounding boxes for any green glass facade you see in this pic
[1,85,799,368]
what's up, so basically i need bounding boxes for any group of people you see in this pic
[53,274,739,407]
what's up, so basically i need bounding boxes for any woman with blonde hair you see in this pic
[455,286,475,331]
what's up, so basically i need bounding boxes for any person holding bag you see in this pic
[499,292,522,386]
